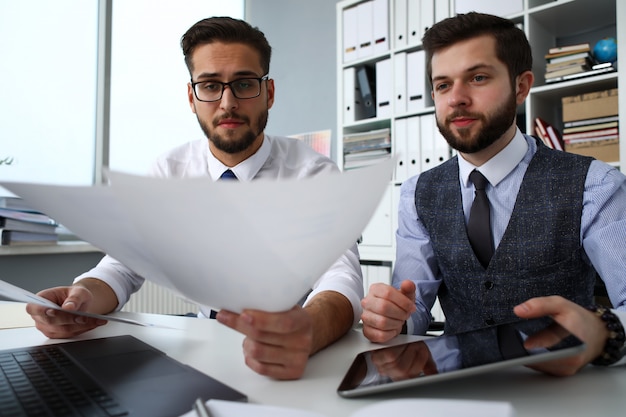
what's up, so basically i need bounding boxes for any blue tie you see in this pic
[219,169,238,180]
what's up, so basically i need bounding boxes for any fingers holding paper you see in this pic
[216,305,313,380]
[26,285,108,338]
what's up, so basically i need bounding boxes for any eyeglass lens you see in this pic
[194,78,262,101]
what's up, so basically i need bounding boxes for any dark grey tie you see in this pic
[219,169,238,180]
[467,170,494,268]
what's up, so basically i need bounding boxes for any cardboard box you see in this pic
[564,138,620,163]
[561,88,618,122]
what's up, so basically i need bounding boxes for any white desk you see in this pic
[2,303,625,417]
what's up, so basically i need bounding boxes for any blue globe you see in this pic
[593,37,617,63]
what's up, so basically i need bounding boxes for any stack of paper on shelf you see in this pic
[561,88,619,162]
[0,205,59,246]
[343,128,391,170]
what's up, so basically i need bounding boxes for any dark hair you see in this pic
[421,12,532,86]
[181,16,272,75]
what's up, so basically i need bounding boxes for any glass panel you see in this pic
[0,0,98,195]
[108,0,244,175]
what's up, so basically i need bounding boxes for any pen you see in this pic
[193,397,212,417]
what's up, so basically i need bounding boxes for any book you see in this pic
[534,117,563,151]
[0,197,38,212]
[546,125,564,151]
[0,229,58,246]
[0,216,58,234]
[534,117,553,148]
[0,207,58,226]
[545,57,590,72]
[563,121,618,134]
[564,134,619,144]
[545,64,589,79]
[545,51,590,64]
[564,115,619,129]
[547,43,590,55]
[562,127,618,141]
[343,128,391,153]
[546,62,616,84]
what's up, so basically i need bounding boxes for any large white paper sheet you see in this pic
[1,158,393,313]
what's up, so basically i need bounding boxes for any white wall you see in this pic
[246,0,339,160]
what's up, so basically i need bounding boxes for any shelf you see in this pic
[530,72,618,100]
[529,0,615,39]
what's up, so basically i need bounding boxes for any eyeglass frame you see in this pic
[190,75,270,102]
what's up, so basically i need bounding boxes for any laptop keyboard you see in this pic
[0,344,128,417]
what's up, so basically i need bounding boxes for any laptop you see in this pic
[337,317,585,398]
[0,335,247,416]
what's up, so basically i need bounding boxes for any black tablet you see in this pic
[338,317,585,398]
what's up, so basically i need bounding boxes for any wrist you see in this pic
[586,305,626,366]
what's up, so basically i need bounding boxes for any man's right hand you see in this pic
[26,285,108,339]
[361,279,417,343]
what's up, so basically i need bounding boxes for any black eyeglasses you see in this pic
[191,75,269,102]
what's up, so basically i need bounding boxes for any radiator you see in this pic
[121,281,199,315]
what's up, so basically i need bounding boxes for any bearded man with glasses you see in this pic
[26,17,364,381]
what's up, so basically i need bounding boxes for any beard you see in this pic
[436,90,517,154]
[196,109,269,154]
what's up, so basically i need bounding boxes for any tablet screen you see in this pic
[337,317,585,398]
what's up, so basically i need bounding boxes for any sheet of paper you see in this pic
[350,399,515,417]
[179,399,325,417]
[0,279,177,329]
[1,158,394,313]
[178,398,514,417]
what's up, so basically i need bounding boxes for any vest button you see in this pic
[485,318,496,326]
[484,281,494,290]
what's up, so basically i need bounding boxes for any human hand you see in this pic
[370,341,438,381]
[25,286,108,339]
[361,279,417,343]
[513,295,609,376]
[215,305,313,380]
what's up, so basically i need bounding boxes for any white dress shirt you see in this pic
[75,134,364,324]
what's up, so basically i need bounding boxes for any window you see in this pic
[0,0,98,191]
[0,0,244,196]
[109,0,244,175]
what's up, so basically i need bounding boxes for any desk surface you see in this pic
[1,303,624,417]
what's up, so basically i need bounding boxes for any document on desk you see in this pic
[1,158,394,314]
[180,398,515,417]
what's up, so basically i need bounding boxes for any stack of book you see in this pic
[544,43,615,84]
[534,117,563,151]
[0,197,59,246]
[343,128,391,170]
[561,88,619,163]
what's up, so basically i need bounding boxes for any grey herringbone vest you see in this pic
[415,138,595,334]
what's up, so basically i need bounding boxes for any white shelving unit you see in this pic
[337,0,624,275]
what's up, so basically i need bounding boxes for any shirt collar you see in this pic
[207,134,271,181]
[458,128,528,188]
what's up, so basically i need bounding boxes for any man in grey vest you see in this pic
[361,12,626,375]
